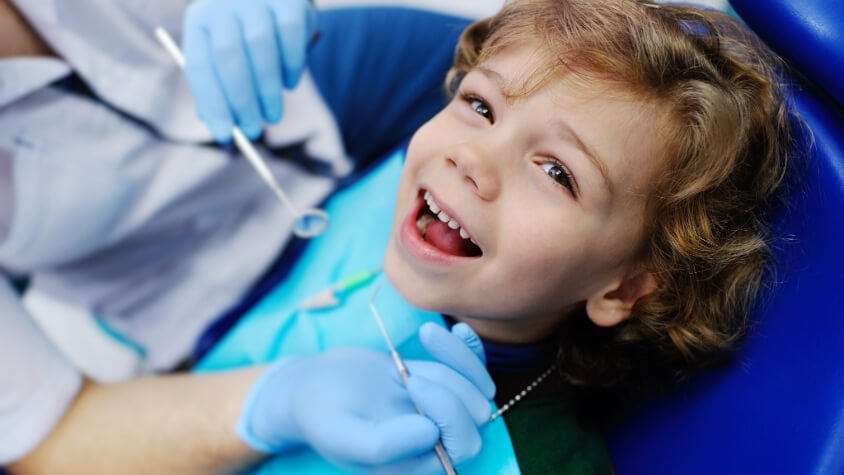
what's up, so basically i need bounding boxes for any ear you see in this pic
[585,271,660,328]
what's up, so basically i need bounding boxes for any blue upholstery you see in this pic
[308,7,469,170]
[732,0,844,105]
[607,1,844,473]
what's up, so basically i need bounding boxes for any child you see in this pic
[199,0,794,473]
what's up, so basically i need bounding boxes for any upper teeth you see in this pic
[424,191,472,241]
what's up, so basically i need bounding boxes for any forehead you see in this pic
[483,38,641,95]
[477,41,659,127]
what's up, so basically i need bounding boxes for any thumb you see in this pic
[419,323,495,399]
[451,322,486,364]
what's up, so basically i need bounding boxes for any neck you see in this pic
[453,314,563,345]
[442,315,558,373]
[0,0,56,58]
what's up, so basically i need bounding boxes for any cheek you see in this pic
[497,218,584,278]
[406,112,453,157]
[403,130,439,182]
[401,127,437,186]
[495,211,614,294]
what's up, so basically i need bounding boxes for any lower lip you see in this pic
[398,193,480,267]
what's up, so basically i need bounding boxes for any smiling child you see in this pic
[199,0,794,472]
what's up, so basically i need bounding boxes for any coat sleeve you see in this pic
[0,276,82,465]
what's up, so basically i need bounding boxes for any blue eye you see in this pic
[540,162,575,194]
[461,94,494,123]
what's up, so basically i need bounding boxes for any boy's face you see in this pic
[384,43,664,343]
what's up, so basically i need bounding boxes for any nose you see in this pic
[445,142,501,201]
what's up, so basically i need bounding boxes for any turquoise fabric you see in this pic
[198,150,520,474]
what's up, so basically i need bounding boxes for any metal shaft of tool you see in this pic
[153,27,302,219]
[369,281,458,475]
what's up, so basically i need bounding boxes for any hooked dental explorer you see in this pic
[369,280,458,475]
[153,27,330,239]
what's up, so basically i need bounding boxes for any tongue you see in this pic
[426,220,477,257]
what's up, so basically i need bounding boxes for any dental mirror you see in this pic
[155,27,330,239]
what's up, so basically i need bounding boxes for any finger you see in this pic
[207,13,263,139]
[272,0,312,89]
[239,5,284,123]
[183,8,234,142]
[452,322,487,364]
[303,409,439,466]
[406,374,483,465]
[419,323,496,399]
[405,360,492,425]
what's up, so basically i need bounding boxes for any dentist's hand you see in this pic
[182,0,316,142]
[237,323,495,474]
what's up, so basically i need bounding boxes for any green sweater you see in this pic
[504,396,613,474]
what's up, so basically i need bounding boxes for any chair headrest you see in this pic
[731,0,844,105]
[607,2,844,474]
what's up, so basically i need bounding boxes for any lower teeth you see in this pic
[416,213,435,240]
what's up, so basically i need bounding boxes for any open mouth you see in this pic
[415,191,483,258]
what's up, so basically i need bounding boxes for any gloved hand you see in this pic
[182,0,317,142]
[237,322,495,474]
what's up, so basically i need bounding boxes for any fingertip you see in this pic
[209,124,233,143]
[263,98,283,123]
[451,322,477,340]
[469,397,493,427]
[273,2,309,91]
[452,322,486,364]
[259,86,283,123]
[284,66,304,89]
[239,121,263,140]
[408,376,483,464]
[419,323,496,400]
[418,321,444,340]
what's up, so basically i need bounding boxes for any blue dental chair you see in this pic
[606,1,844,473]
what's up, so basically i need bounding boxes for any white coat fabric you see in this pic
[0,0,348,463]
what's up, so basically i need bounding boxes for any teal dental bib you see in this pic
[197,150,520,474]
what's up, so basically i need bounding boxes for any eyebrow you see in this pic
[550,117,613,195]
[476,66,514,98]
[475,65,613,195]
[476,66,505,84]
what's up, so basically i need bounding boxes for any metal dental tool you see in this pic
[154,27,330,239]
[369,280,458,475]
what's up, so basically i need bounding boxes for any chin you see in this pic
[384,248,447,313]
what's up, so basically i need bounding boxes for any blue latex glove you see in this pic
[237,322,496,474]
[182,0,317,142]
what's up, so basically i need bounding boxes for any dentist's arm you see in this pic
[9,324,494,474]
[8,370,265,475]
[0,273,260,474]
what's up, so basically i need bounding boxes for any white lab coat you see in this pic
[0,0,348,463]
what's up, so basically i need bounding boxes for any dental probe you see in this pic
[369,281,458,475]
[153,27,329,239]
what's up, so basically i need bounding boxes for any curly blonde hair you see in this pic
[448,0,795,397]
